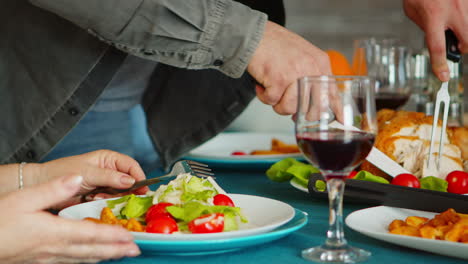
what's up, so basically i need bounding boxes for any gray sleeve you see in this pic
[29,0,267,78]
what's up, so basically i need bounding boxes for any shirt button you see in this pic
[26,150,36,160]
[213,59,224,67]
[143,50,155,56]
[68,108,79,116]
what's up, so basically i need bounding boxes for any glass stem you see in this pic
[325,177,347,249]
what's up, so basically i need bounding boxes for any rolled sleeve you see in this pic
[30,0,267,78]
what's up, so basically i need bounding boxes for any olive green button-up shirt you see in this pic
[0,0,269,168]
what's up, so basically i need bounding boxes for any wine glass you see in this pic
[353,38,412,110]
[296,76,377,263]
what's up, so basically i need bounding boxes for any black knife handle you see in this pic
[446,29,461,62]
[307,173,468,213]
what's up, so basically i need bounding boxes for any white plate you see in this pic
[59,194,295,241]
[345,206,468,260]
[186,132,302,161]
[290,179,308,193]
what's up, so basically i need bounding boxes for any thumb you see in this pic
[4,174,83,212]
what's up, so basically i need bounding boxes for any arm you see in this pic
[30,0,267,78]
[403,0,468,81]
[30,0,331,115]
[0,150,148,207]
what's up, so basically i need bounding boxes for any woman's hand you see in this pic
[34,150,149,208]
[0,175,140,263]
[403,0,468,81]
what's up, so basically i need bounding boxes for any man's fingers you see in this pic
[425,22,450,81]
[273,81,298,115]
[3,175,82,212]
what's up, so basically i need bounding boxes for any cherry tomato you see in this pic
[347,171,358,179]
[145,202,174,223]
[213,194,235,207]
[231,151,247,156]
[146,215,178,234]
[446,171,468,194]
[188,213,224,233]
[391,173,420,188]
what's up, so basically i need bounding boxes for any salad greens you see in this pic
[266,158,319,186]
[166,202,247,231]
[105,173,247,232]
[353,171,389,184]
[266,158,451,193]
[107,194,153,219]
[420,176,448,192]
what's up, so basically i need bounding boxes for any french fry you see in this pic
[84,207,146,232]
[405,216,429,228]
[250,150,284,155]
[271,138,300,153]
[83,217,105,224]
[388,208,468,243]
[250,138,300,155]
[100,207,118,225]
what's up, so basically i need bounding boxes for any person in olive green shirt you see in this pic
[1,0,330,172]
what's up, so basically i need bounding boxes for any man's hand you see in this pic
[247,21,332,115]
[403,0,468,81]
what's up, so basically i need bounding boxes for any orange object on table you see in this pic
[326,50,355,75]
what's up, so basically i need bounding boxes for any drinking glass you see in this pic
[296,76,377,263]
[353,38,412,110]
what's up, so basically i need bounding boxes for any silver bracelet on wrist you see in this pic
[18,162,26,190]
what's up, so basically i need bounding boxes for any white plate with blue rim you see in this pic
[184,132,303,168]
[59,194,308,255]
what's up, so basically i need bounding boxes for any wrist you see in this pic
[21,163,43,189]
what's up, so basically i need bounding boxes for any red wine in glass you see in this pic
[356,92,409,112]
[296,130,375,175]
[375,92,410,110]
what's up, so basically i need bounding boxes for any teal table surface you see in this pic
[103,169,467,264]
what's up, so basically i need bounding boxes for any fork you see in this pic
[82,160,214,196]
[427,30,460,169]
[427,81,450,169]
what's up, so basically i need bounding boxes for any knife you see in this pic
[365,147,411,177]
[327,121,411,178]
[307,173,468,214]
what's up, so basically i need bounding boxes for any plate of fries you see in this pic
[185,132,303,167]
[346,206,468,260]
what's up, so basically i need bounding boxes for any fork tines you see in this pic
[186,160,215,179]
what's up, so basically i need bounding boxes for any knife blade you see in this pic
[365,147,411,177]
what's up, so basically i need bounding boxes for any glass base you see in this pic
[302,244,371,263]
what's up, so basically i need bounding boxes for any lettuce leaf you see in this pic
[120,195,153,219]
[420,176,448,192]
[354,171,389,184]
[266,158,319,184]
[166,201,247,226]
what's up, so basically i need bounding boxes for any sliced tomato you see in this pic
[213,194,235,207]
[145,202,174,223]
[391,173,420,188]
[347,171,358,179]
[146,215,178,234]
[446,171,468,194]
[188,213,224,233]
